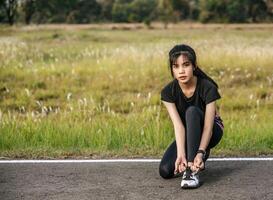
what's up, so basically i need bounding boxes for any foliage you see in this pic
[0,0,18,25]
[0,0,272,25]
[198,0,269,23]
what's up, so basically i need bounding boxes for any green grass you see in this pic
[0,24,273,158]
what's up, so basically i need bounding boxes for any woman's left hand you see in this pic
[191,153,204,173]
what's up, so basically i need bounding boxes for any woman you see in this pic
[159,44,224,189]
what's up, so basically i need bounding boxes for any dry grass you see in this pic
[0,24,272,158]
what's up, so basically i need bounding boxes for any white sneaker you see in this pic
[181,167,200,189]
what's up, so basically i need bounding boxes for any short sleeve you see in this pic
[204,83,221,104]
[161,82,175,103]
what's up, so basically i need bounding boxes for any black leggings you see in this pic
[159,106,223,179]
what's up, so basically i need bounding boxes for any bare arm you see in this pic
[162,101,186,157]
[198,101,217,151]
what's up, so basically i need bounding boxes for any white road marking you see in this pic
[0,157,273,163]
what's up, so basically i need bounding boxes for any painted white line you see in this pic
[0,159,160,164]
[208,157,273,161]
[0,157,273,164]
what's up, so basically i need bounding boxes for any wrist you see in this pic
[197,149,206,154]
[177,152,186,158]
[196,149,206,160]
[196,153,203,158]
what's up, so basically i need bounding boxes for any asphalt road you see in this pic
[0,160,273,200]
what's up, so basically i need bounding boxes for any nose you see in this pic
[178,66,184,74]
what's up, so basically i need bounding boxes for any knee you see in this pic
[185,106,202,120]
[159,164,173,179]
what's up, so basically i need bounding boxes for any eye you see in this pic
[183,62,191,67]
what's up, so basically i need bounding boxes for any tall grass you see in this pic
[0,25,273,158]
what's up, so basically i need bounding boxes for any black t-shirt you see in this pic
[161,76,221,124]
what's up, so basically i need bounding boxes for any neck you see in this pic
[178,75,197,91]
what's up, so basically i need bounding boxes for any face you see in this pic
[172,54,195,84]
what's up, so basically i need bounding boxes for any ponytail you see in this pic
[194,67,218,88]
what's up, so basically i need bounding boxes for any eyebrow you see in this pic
[173,61,190,65]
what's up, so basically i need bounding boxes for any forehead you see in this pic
[173,54,190,64]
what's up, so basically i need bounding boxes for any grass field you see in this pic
[0,23,273,159]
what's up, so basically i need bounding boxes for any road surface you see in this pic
[0,160,273,200]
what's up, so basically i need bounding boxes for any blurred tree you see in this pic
[198,0,229,23]
[97,0,115,21]
[226,0,248,22]
[128,0,156,22]
[246,0,268,22]
[156,0,175,28]
[265,0,273,14]
[112,0,157,23]
[112,0,133,22]
[198,0,271,23]
[32,1,55,24]
[1,0,272,24]
[171,0,190,20]
[0,0,6,23]
[189,0,200,20]
[31,0,101,24]
[22,0,36,24]
[70,0,101,23]
[0,0,18,25]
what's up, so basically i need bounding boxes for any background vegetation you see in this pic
[0,0,272,26]
[0,24,272,158]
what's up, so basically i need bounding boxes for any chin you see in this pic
[177,78,190,84]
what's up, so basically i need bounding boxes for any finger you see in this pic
[195,163,201,171]
[194,161,199,168]
[180,163,185,173]
[194,164,201,173]
[194,158,199,165]
[174,167,179,174]
[182,163,187,171]
[200,162,204,169]
[191,165,196,172]
[197,159,202,167]
[178,165,181,173]
[174,162,179,174]
[197,161,204,172]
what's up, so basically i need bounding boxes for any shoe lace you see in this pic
[184,167,194,180]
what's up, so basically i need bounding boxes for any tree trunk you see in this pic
[5,0,17,26]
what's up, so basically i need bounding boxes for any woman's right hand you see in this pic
[174,156,187,174]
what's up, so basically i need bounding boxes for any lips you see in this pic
[179,76,187,79]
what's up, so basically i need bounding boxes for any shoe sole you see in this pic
[181,183,200,189]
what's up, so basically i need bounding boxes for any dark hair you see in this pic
[169,44,218,88]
